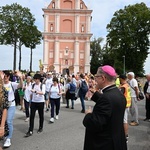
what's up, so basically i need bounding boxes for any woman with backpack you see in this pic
[49,77,62,123]
[23,76,32,122]
[79,74,88,113]
[65,78,76,109]
[25,74,45,137]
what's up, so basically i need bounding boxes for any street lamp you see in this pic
[123,55,125,74]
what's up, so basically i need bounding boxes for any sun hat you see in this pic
[101,65,117,77]
[127,72,135,77]
[33,74,41,80]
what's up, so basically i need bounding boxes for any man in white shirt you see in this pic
[43,72,53,112]
[127,72,139,126]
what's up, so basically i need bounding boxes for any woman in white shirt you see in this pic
[23,76,32,122]
[3,71,23,148]
[49,77,62,123]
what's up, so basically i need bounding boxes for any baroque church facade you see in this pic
[42,0,92,74]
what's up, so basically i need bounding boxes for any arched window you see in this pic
[81,25,84,32]
[52,2,55,8]
[65,59,68,65]
[80,3,83,9]
[50,24,53,31]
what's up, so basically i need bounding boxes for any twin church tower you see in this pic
[42,0,92,74]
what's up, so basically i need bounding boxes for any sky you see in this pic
[0,0,150,73]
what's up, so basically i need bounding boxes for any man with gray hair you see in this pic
[83,65,127,150]
[127,72,139,126]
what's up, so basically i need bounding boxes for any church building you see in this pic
[42,0,92,74]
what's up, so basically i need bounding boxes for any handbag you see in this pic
[129,83,145,100]
[138,91,145,100]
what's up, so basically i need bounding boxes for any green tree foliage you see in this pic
[90,37,104,74]
[106,2,150,75]
[0,3,36,71]
[24,25,42,71]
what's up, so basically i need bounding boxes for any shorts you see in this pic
[44,91,49,101]
[124,108,129,123]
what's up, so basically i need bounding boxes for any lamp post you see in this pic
[123,55,125,74]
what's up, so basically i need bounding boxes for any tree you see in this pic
[24,25,42,72]
[106,2,150,75]
[0,3,35,71]
[102,44,115,67]
[90,37,104,74]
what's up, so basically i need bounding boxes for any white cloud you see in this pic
[0,0,150,73]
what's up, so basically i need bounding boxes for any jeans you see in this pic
[66,99,74,108]
[7,106,16,139]
[50,98,60,118]
[29,102,44,132]
[79,91,86,111]
[44,91,49,100]
[66,93,75,108]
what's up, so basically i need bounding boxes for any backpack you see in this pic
[50,84,61,97]
[32,83,43,90]
[80,80,88,93]
[11,83,20,106]
[69,83,76,94]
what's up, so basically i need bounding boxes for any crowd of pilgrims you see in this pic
[11,71,96,114]
[0,70,96,148]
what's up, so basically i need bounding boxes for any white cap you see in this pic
[127,72,135,77]
[47,72,52,75]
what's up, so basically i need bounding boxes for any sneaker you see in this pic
[3,138,11,148]
[55,115,59,120]
[129,122,139,126]
[143,118,149,121]
[25,131,33,137]
[66,106,69,108]
[126,138,128,143]
[45,108,49,112]
[25,117,29,122]
[126,134,129,143]
[126,134,129,139]
[20,107,23,111]
[37,128,43,134]
[81,110,85,113]
[71,107,74,109]
[50,118,54,123]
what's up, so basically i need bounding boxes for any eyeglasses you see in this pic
[94,75,102,78]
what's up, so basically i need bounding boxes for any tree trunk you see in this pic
[18,42,22,71]
[30,47,33,72]
[13,42,17,71]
